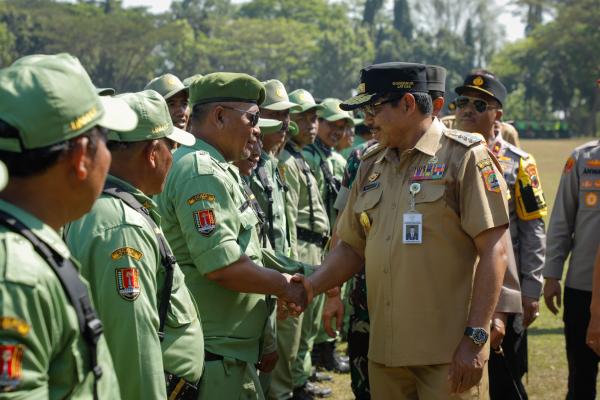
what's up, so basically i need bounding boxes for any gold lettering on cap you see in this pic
[357,83,366,94]
[473,76,484,86]
[392,81,414,89]
[69,106,98,132]
[151,123,170,134]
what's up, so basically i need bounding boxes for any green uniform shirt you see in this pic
[156,139,269,364]
[65,175,204,399]
[279,142,330,239]
[0,200,121,399]
[251,151,296,258]
[340,134,366,160]
[303,138,347,228]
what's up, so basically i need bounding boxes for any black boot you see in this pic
[316,342,350,373]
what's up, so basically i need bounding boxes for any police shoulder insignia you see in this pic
[111,247,143,261]
[115,268,141,301]
[360,143,384,161]
[0,317,30,337]
[444,130,484,147]
[476,159,493,170]
[524,163,541,189]
[0,344,24,391]
[193,209,216,236]
[187,193,216,206]
[563,156,576,174]
[480,165,501,193]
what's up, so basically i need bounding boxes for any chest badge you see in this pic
[412,162,446,181]
[368,172,380,182]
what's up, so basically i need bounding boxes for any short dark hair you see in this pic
[191,103,214,125]
[390,92,433,115]
[0,119,100,178]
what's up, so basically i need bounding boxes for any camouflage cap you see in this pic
[0,53,137,153]
[317,99,356,127]
[261,80,301,111]
[288,89,324,113]
[144,73,188,100]
[182,74,203,88]
[189,72,265,107]
[108,90,195,146]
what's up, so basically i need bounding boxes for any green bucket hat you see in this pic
[190,72,266,107]
[0,53,138,153]
[261,80,301,111]
[0,160,7,191]
[108,90,195,146]
[144,73,188,100]
[317,98,357,127]
[288,89,324,113]
[183,74,203,88]
[258,118,284,135]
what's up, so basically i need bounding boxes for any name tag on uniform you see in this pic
[403,212,422,244]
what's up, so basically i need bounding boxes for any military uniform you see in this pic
[0,53,139,398]
[487,132,547,400]
[441,115,521,147]
[544,140,600,398]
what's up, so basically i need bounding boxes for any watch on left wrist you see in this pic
[464,327,489,346]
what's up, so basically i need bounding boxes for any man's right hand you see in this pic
[543,278,562,315]
[280,273,308,314]
[322,291,344,338]
[291,273,315,305]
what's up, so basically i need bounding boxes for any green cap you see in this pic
[261,80,301,111]
[183,74,203,88]
[0,160,7,192]
[258,118,284,135]
[0,53,138,153]
[288,89,324,113]
[190,72,265,107]
[144,73,188,100]
[317,98,356,127]
[108,90,195,146]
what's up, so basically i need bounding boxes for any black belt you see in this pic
[297,226,329,248]
[165,371,199,400]
[204,350,224,362]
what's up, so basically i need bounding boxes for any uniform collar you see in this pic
[378,119,442,164]
[0,199,71,259]
[315,137,332,156]
[192,137,227,164]
[106,175,157,210]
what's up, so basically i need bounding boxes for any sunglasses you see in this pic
[221,105,260,127]
[455,96,497,113]
[361,95,405,117]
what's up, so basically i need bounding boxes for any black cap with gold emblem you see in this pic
[340,62,428,111]
[454,71,507,106]
[426,65,447,94]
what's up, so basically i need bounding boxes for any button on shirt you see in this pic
[337,121,509,366]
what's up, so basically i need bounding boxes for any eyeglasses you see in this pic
[221,105,260,127]
[361,95,404,117]
[455,96,497,113]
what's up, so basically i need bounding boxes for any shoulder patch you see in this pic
[563,156,576,174]
[187,192,216,205]
[111,247,143,261]
[360,143,385,161]
[194,151,213,176]
[444,129,484,147]
[193,209,216,236]
[115,268,140,301]
[0,344,24,391]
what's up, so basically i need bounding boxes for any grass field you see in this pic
[320,137,597,400]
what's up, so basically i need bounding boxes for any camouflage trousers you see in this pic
[347,269,371,400]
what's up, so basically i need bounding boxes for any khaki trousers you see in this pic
[369,360,489,400]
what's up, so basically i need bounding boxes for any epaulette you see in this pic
[359,143,385,161]
[195,150,213,175]
[574,140,600,153]
[504,141,529,160]
[443,129,484,147]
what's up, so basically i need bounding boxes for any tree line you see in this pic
[0,0,597,135]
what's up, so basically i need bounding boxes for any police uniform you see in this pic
[337,62,509,399]
[156,73,276,400]
[544,140,600,398]
[0,53,139,398]
[441,115,521,148]
[65,91,204,400]
[279,89,331,394]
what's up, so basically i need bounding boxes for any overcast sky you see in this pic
[122,0,526,42]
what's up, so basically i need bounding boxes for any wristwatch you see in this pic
[464,327,489,346]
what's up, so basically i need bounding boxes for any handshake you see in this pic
[276,273,314,320]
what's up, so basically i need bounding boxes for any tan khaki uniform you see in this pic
[441,115,520,147]
[337,121,509,398]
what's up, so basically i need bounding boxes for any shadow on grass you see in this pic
[528,327,563,336]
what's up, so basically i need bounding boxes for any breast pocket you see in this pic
[239,205,260,231]
[165,269,197,327]
[414,183,446,212]
[353,187,383,236]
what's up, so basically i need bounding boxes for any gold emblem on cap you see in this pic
[357,83,366,94]
[392,81,414,89]
[166,76,177,86]
[473,76,484,86]
[275,88,285,99]
[298,92,308,102]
